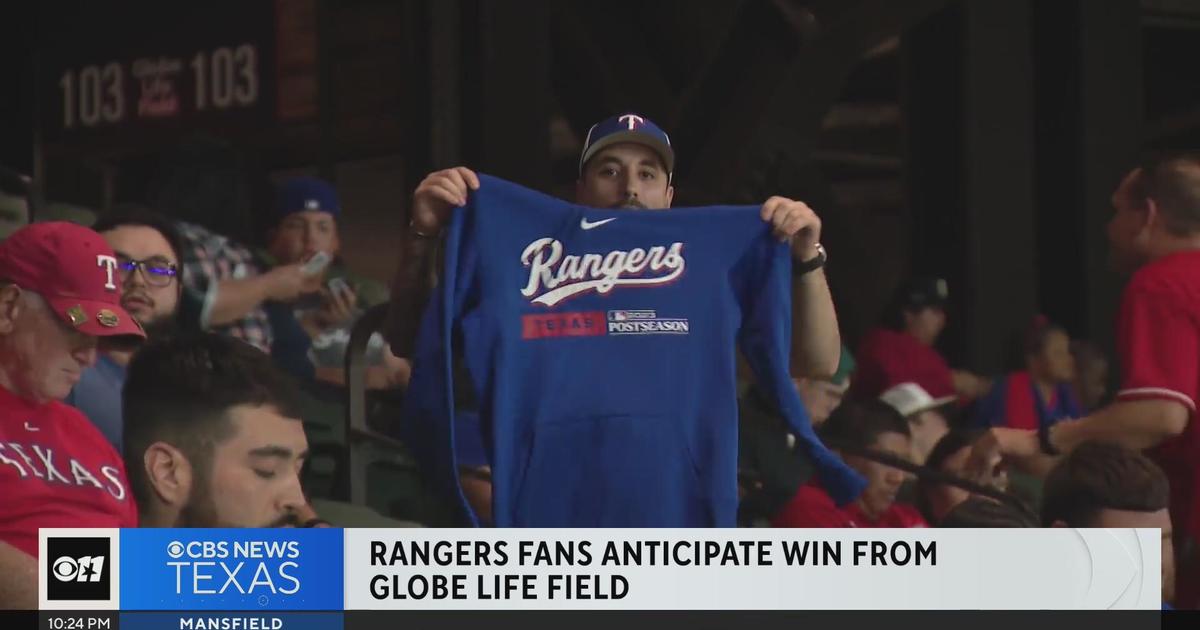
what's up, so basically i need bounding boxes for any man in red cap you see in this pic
[0,222,145,607]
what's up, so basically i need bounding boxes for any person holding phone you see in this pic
[262,177,408,390]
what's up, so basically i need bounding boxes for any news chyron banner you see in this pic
[39,528,343,630]
[38,528,1161,630]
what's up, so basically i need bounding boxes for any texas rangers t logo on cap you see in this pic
[618,114,645,130]
[96,255,117,291]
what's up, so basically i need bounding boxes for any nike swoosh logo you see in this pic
[580,217,617,230]
[24,422,38,432]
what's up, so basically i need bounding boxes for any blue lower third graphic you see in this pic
[119,529,344,611]
[119,612,342,630]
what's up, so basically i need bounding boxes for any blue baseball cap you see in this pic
[579,113,675,181]
[276,176,340,222]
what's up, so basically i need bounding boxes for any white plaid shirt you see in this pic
[176,221,272,353]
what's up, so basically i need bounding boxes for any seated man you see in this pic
[773,400,926,528]
[915,429,981,525]
[0,223,145,607]
[67,205,186,451]
[854,277,989,403]
[1041,441,1175,606]
[879,381,954,464]
[261,177,408,390]
[123,333,316,528]
[739,346,855,524]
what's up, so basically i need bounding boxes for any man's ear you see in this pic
[0,284,22,334]
[143,442,194,507]
[1143,196,1164,234]
[665,185,674,208]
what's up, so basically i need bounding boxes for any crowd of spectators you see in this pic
[0,129,1194,611]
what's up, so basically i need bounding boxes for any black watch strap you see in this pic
[1038,423,1060,456]
[793,243,826,275]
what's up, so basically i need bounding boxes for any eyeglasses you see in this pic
[116,255,178,288]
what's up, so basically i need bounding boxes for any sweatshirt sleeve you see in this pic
[736,236,866,506]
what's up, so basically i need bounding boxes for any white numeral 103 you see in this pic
[192,44,258,111]
[59,62,124,129]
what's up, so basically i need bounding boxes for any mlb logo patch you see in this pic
[607,310,656,322]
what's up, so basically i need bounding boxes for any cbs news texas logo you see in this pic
[166,538,302,597]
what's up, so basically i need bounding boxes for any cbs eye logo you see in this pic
[47,537,111,601]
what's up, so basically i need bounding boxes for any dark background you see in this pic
[2,0,1196,378]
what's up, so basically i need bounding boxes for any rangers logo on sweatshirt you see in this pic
[520,238,685,307]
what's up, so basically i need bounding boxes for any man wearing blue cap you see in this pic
[263,177,407,389]
[388,112,841,377]
[386,113,845,525]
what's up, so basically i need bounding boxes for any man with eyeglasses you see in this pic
[66,205,187,451]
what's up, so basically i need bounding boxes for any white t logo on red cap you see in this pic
[96,255,117,290]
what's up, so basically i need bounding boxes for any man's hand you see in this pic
[411,167,481,234]
[953,369,993,400]
[314,285,357,330]
[381,350,411,388]
[965,428,1040,486]
[263,263,323,303]
[760,196,822,260]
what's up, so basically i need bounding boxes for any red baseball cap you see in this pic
[0,222,145,340]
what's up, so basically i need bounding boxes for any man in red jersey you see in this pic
[970,153,1200,607]
[773,400,927,528]
[0,222,145,608]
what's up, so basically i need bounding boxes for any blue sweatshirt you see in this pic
[402,175,865,527]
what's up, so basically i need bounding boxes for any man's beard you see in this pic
[138,315,178,340]
[122,291,180,340]
[176,483,222,528]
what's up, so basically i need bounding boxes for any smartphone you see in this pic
[327,277,353,298]
[301,251,332,276]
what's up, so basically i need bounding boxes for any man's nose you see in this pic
[73,344,98,368]
[124,266,147,288]
[622,174,639,197]
[278,470,307,513]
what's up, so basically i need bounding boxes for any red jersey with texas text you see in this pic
[0,385,137,557]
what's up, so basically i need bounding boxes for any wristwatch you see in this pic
[408,218,441,240]
[1038,422,1060,456]
[793,243,827,275]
